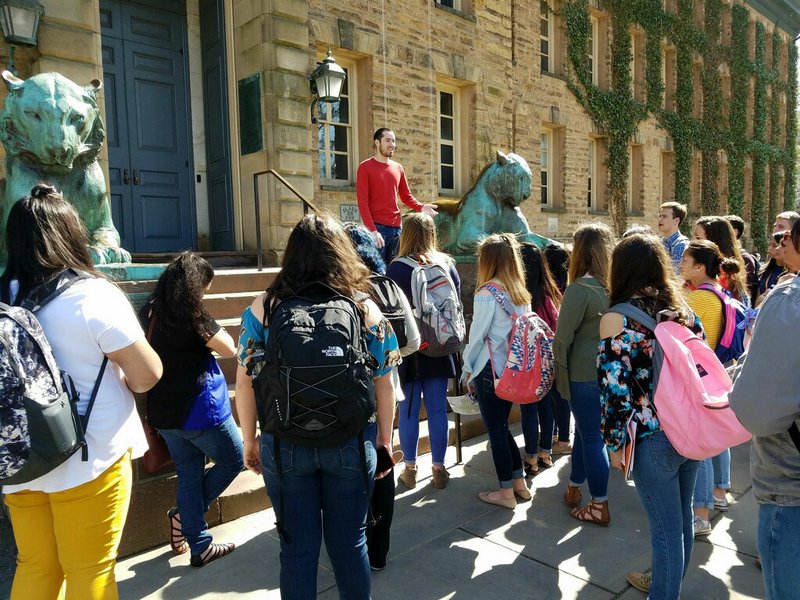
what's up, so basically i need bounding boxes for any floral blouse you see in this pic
[598,297,703,452]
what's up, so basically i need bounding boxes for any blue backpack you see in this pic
[697,283,749,364]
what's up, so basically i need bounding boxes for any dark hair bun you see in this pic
[720,257,741,275]
[30,183,58,199]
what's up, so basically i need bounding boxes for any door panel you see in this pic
[200,0,234,249]
[100,0,194,253]
[125,39,192,251]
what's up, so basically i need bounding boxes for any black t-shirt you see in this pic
[139,301,221,429]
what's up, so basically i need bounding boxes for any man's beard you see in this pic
[380,148,394,158]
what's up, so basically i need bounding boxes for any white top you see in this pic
[4,278,147,494]
[462,288,530,384]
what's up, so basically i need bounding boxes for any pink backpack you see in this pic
[481,283,555,404]
[609,303,751,460]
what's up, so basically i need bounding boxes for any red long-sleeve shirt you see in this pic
[356,157,422,230]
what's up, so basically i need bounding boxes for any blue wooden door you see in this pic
[100,0,195,253]
[200,0,234,250]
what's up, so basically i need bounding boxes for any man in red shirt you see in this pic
[356,128,438,263]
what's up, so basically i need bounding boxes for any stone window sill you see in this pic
[433,2,477,22]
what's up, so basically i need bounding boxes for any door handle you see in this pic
[123,169,130,185]
[133,170,140,185]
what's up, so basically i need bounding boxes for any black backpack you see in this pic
[368,274,408,350]
[0,270,107,485]
[253,283,377,448]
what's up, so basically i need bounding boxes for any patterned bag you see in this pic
[481,283,555,404]
[0,270,107,485]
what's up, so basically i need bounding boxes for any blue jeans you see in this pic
[520,389,555,457]
[568,381,609,501]
[758,504,800,600]
[475,363,523,487]
[158,415,244,555]
[400,377,449,465]
[712,449,731,490]
[375,223,401,265]
[260,423,377,600]
[552,388,572,443]
[693,458,715,510]
[632,431,700,600]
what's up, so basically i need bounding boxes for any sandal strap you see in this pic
[199,542,235,564]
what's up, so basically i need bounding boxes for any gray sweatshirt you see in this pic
[729,275,800,505]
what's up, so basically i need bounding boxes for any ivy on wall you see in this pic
[561,0,797,250]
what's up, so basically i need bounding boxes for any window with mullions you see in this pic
[439,89,458,193]
[540,131,552,206]
[540,1,552,73]
[318,67,352,184]
[436,0,461,8]
[587,139,596,209]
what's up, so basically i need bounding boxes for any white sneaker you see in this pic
[693,515,711,537]
[713,493,734,511]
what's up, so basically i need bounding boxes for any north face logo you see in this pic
[322,346,344,357]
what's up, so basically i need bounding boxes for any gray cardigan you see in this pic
[729,276,800,505]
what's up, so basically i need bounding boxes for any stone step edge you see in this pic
[120,410,513,558]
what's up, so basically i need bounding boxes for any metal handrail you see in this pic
[252,169,320,271]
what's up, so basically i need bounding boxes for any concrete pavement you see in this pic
[115,426,765,599]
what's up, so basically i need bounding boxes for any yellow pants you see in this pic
[5,452,133,600]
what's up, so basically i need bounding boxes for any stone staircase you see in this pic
[114,265,498,557]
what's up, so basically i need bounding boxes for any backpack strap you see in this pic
[479,283,518,319]
[19,269,91,313]
[607,302,657,332]
[78,356,109,460]
[697,283,736,348]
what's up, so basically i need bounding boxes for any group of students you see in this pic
[3,182,799,600]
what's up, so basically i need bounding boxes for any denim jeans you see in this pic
[568,381,609,501]
[712,449,731,490]
[692,458,715,510]
[632,431,700,600]
[158,415,244,555]
[757,504,800,600]
[520,389,555,457]
[260,422,377,600]
[400,377,449,464]
[375,223,401,265]
[475,363,523,487]
[552,388,572,443]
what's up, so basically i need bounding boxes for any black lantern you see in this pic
[0,0,44,74]
[309,48,346,102]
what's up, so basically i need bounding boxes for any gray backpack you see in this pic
[0,270,107,485]
[396,257,465,357]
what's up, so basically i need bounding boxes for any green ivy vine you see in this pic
[561,0,797,251]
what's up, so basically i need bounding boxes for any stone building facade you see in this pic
[0,0,798,260]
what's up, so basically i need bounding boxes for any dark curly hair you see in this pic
[150,251,215,339]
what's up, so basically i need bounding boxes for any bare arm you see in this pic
[236,364,261,474]
[374,372,396,448]
[206,327,236,358]
[106,339,163,393]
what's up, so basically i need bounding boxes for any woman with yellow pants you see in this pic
[0,186,162,599]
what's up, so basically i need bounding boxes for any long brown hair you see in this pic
[694,216,748,300]
[1,184,101,300]
[397,212,452,266]
[609,234,693,326]
[265,213,371,308]
[150,251,216,339]
[476,234,531,306]
[568,222,614,288]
